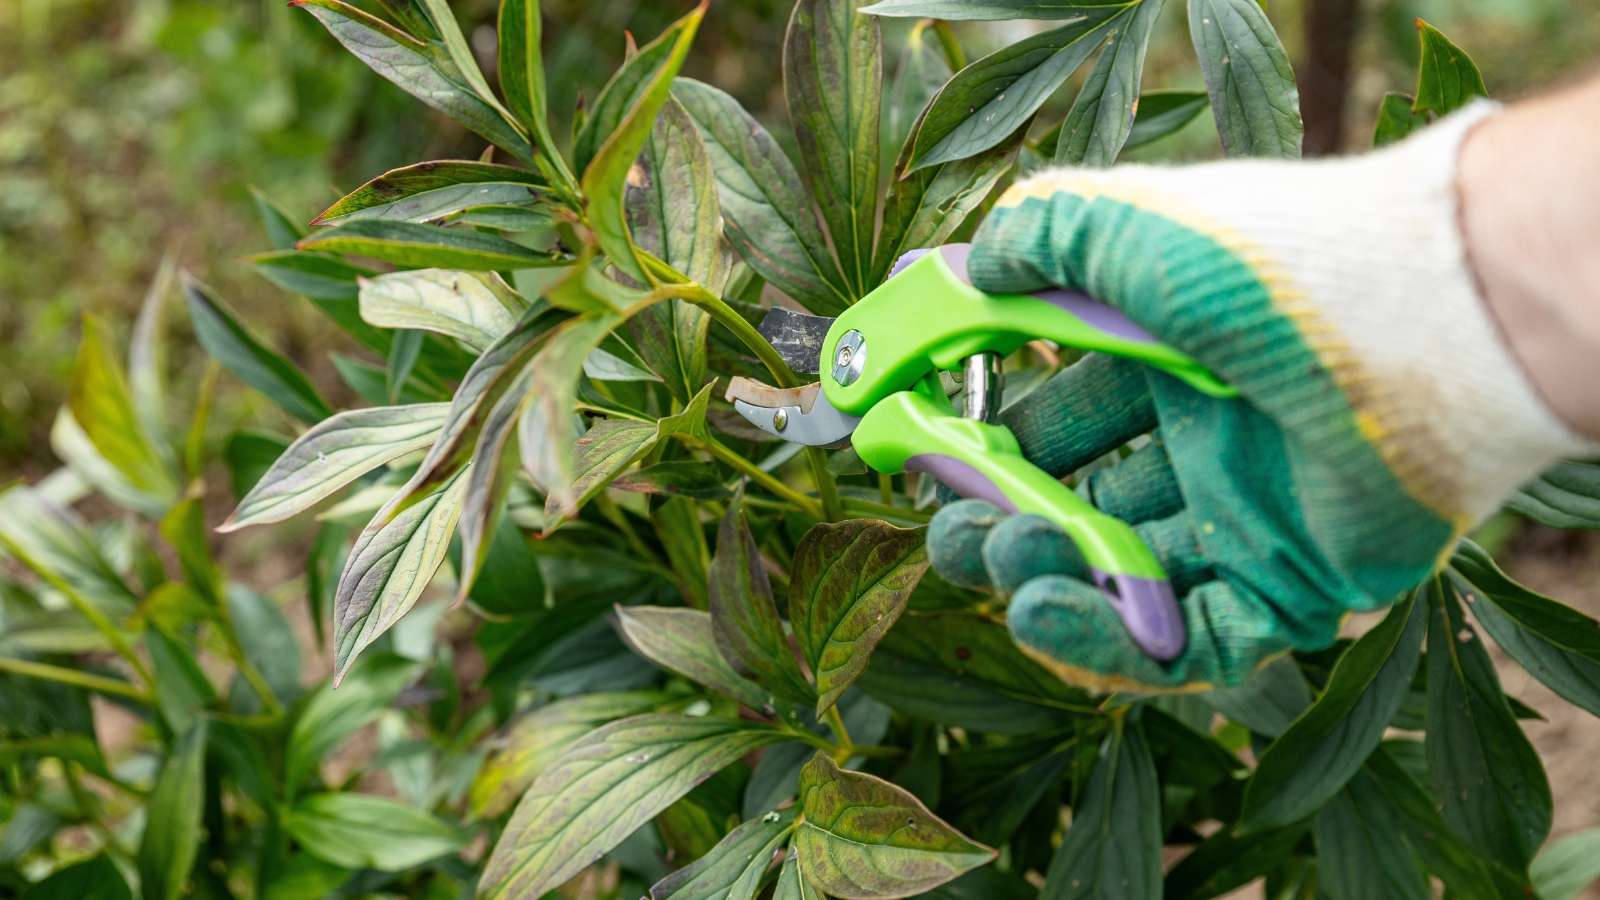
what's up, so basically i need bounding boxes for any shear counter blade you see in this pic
[726,377,860,448]
[758,308,834,375]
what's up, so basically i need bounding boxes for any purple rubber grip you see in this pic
[907,453,1187,661]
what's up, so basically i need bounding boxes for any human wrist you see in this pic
[1458,78,1600,439]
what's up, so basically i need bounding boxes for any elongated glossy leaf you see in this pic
[18,854,131,900]
[1532,829,1600,900]
[285,653,417,796]
[0,485,141,613]
[69,315,177,500]
[861,0,1102,17]
[388,329,422,410]
[1372,92,1427,148]
[1451,539,1600,716]
[790,519,928,714]
[453,357,538,604]
[942,729,1074,846]
[709,493,816,706]
[244,250,375,301]
[1188,0,1302,158]
[1238,590,1423,832]
[908,10,1122,172]
[471,691,665,819]
[51,408,171,517]
[673,78,851,315]
[137,721,207,900]
[1125,89,1209,149]
[1164,822,1307,900]
[626,97,718,404]
[1054,0,1163,167]
[498,0,564,168]
[221,403,450,531]
[1313,776,1430,900]
[795,752,994,898]
[1039,716,1161,900]
[545,418,659,527]
[1200,655,1311,737]
[292,0,533,164]
[785,0,880,296]
[519,313,623,514]
[616,606,772,709]
[573,11,699,177]
[333,467,469,681]
[650,808,796,900]
[361,269,525,351]
[184,275,333,424]
[886,22,951,169]
[129,252,176,456]
[1413,19,1487,116]
[315,161,546,225]
[653,495,712,609]
[1426,578,1551,871]
[298,219,562,270]
[859,610,1092,733]
[288,792,465,871]
[776,850,826,900]
[580,5,704,285]
[1506,460,1600,529]
[479,714,786,900]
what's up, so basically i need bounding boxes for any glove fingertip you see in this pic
[981,514,1087,593]
[928,499,1005,589]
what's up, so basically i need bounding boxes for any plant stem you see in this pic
[664,283,798,389]
[0,657,152,704]
[824,705,853,763]
[806,448,845,522]
[686,435,824,519]
[0,537,153,689]
[184,358,219,481]
[841,497,931,524]
[594,491,669,571]
[878,472,894,507]
[932,20,967,71]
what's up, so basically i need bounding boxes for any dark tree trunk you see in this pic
[1301,0,1362,156]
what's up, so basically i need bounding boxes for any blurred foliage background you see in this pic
[2,0,1598,476]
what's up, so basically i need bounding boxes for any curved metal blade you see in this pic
[758,308,834,375]
[726,377,859,448]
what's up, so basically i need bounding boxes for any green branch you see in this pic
[0,656,152,705]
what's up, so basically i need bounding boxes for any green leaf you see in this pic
[0,486,141,614]
[709,492,817,706]
[784,0,881,296]
[1054,0,1164,167]
[907,10,1123,172]
[795,751,995,897]
[452,355,541,606]
[285,654,417,796]
[1451,542,1600,717]
[146,625,217,734]
[624,97,719,405]
[138,721,207,900]
[287,792,466,871]
[298,219,563,270]
[292,0,533,164]
[49,408,171,517]
[859,610,1092,733]
[244,250,374,301]
[652,495,712,609]
[613,461,733,499]
[519,313,624,515]
[789,518,928,715]
[649,809,796,900]
[250,185,310,250]
[184,275,334,424]
[543,418,660,530]
[1164,822,1308,900]
[470,691,665,819]
[1187,0,1302,158]
[1506,460,1600,529]
[386,328,424,404]
[941,728,1075,846]
[161,497,223,604]
[1412,20,1487,117]
[129,252,176,458]
[775,850,825,900]
[672,78,851,315]
[19,854,131,900]
[333,467,470,682]
[227,584,302,708]
[1238,589,1424,832]
[69,315,178,501]
[616,606,772,709]
[886,21,952,169]
[497,0,566,174]
[222,430,290,502]
[1426,577,1551,871]
[1199,655,1311,737]
[1039,714,1161,900]
[1372,92,1427,147]
[1313,772,1430,900]
[1532,829,1600,900]
[580,5,705,286]
[1125,89,1210,149]
[313,161,547,226]
[861,0,1102,17]
[221,404,450,531]
[478,714,786,900]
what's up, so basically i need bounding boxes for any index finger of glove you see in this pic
[1000,353,1156,479]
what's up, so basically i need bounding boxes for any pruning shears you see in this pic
[726,244,1240,662]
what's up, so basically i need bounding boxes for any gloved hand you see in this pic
[929,103,1594,693]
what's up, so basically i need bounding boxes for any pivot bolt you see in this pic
[772,409,788,431]
[831,330,867,387]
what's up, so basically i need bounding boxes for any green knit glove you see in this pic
[928,104,1591,692]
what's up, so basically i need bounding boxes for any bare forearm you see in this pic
[1459,75,1600,438]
